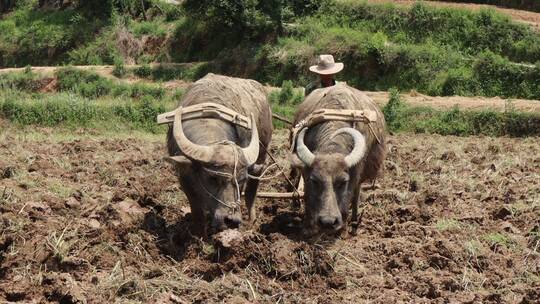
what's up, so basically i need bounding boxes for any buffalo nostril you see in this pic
[318,216,340,229]
[224,215,242,228]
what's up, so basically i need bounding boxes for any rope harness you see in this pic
[197,141,243,213]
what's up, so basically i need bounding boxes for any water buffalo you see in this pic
[166,74,272,235]
[290,83,386,236]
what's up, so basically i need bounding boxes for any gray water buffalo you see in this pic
[166,74,272,235]
[290,83,386,236]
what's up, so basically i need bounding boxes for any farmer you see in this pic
[304,54,344,96]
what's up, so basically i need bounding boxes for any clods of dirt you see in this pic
[0,132,538,302]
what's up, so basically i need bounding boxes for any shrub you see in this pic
[242,1,540,99]
[56,67,113,98]
[382,88,405,131]
[129,82,165,99]
[113,95,166,132]
[269,80,304,105]
[0,71,43,91]
[146,64,205,81]
[279,80,294,104]
[134,64,153,78]
[377,92,540,137]
[441,67,479,96]
[131,20,167,37]
[112,57,127,78]
[183,0,285,39]
[0,4,108,67]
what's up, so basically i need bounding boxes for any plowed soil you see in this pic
[0,125,538,303]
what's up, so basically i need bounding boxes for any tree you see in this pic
[183,0,284,38]
[0,0,17,12]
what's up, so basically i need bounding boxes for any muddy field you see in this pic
[0,125,538,303]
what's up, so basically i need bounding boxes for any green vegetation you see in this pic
[382,91,540,136]
[435,219,462,231]
[464,240,483,257]
[2,1,540,99]
[0,68,45,91]
[55,67,165,99]
[131,63,213,81]
[0,0,109,66]
[113,58,127,78]
[1,68,539,136]
[0,68,180,132]
[483,232,516,249]
[0,89,172,132]
[436,0,540,12]
[268,80,303,128]
[1,1,540,136]
[251,2,540,99]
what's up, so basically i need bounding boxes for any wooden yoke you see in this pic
[156,102,252,130]
[290,108,378,152]
[304,108,378,126]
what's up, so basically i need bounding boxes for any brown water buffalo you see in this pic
[290,83,386,236]
[166,74,272,235]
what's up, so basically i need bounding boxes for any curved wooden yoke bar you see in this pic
[290,108,379,153]
[156,102,252,130]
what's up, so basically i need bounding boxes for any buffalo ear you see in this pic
[289,153,306,169]
[164,156,192,168]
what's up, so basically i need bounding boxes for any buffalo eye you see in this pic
[206,174,222,186]
[334,178,348,191]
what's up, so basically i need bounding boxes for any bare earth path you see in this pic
[366,91,540,113]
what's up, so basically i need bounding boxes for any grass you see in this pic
[2,1,540,100]
[56,67,166,99]
[0,187,17,206]
[268,80,304,128]
[0,2,109,67]
[0,89,174,133]
[246,2,540,99]
[435,219,462,231]
[382,90,540,137]
[434,0,540,12]
[2,74,539,137]
[0,67,183,133]
[48,180,75,199]
[131,62,213,81]
[483,232,515,249]
[464,240,483,257]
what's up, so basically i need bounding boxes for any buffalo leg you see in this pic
[244,177,259,222]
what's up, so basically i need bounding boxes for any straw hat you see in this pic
[309,54,344,75]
